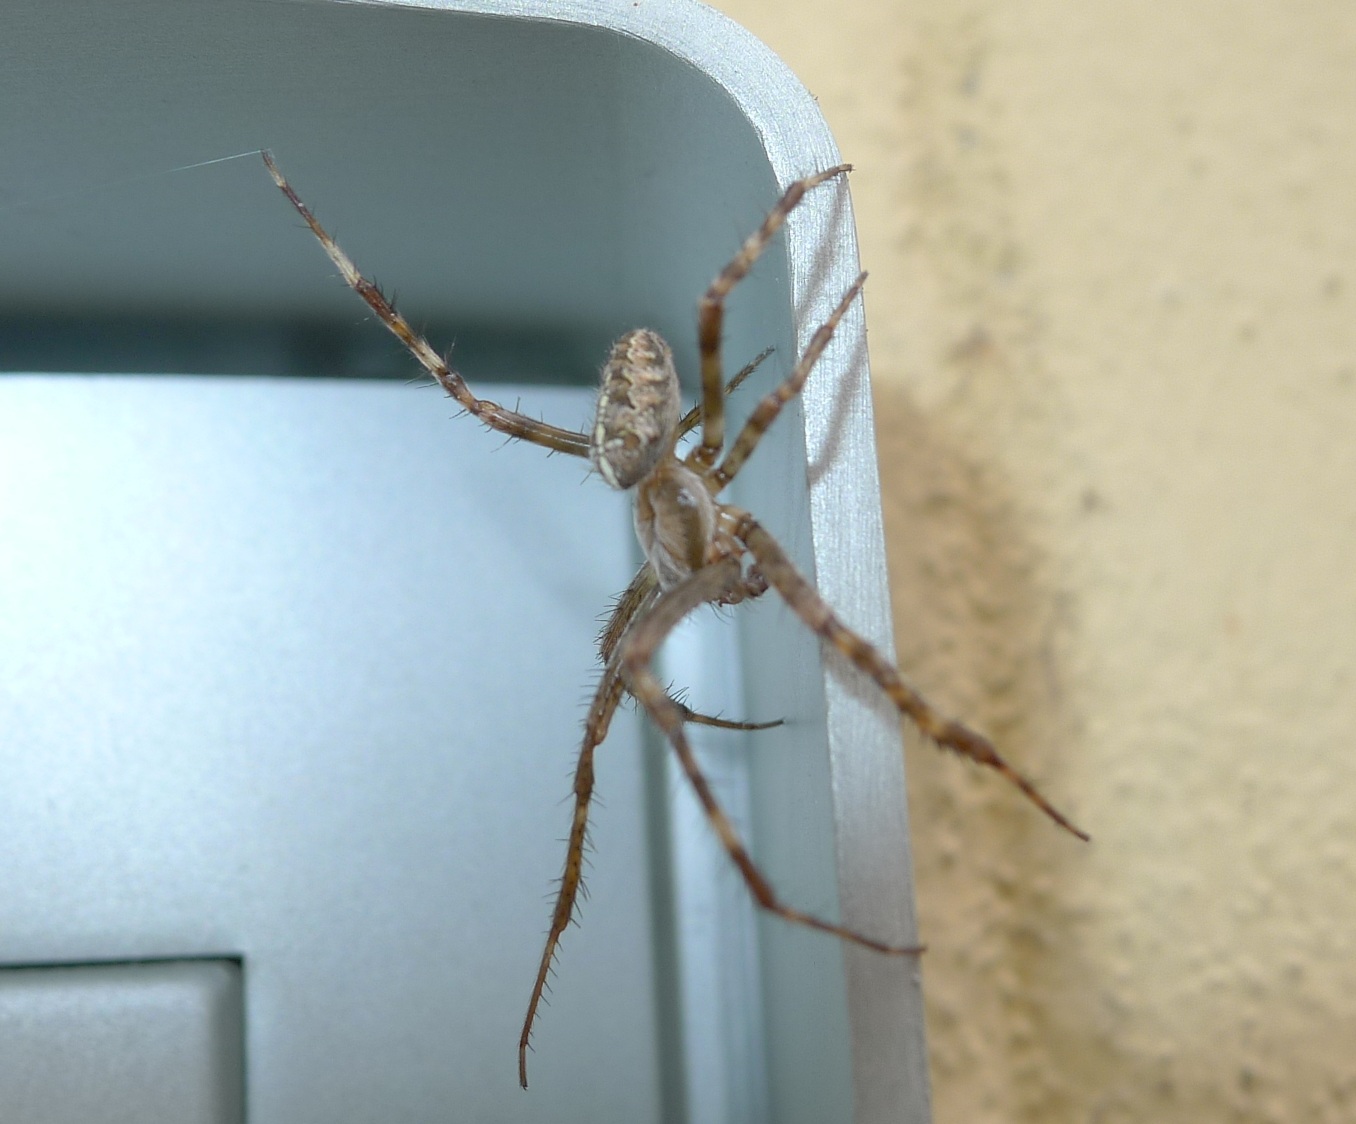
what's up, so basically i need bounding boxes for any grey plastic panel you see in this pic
[2,1,927,1121]
[0,960,243,1124]
[0,377,655,1121]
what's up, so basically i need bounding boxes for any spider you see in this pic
[261,151,1088,1089]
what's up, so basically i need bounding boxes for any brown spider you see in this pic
[261,151,1088,1089]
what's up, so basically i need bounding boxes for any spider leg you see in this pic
[692,165,853,471]
[676,346,774,442]
[604,563,780,731]
[519,558,775,1086]
[519,662,626,1089]
[262,152,590,458]
[518,566,656,1088]
[712,272,867,491]
[732,511,1090,841]
[621,557,924,956]
[674,703,782,732]
[599,565,658,667]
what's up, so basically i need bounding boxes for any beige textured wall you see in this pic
[709,2,1356,1121]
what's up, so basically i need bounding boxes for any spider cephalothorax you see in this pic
[262,151,1087,1089]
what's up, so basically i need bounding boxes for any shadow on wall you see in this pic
[871,379,1106,1122]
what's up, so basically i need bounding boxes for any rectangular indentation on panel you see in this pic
[0,959,244,1124]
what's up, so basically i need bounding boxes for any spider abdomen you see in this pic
[590,329,681,490]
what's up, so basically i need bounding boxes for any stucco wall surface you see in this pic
[710,2,1356,1121]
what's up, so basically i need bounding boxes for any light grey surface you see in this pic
[1,1,928,1121]
[0,377,662,1120]
[0,960,243,1124]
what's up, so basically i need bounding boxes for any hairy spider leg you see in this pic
[621,558,926,955]
[262,151,590,457]
[518,660,627,1089]
[692,259,1086,838]
[731,512,1090,841]
[708,272,867,490]
[600,566,777,735]
[599,566,659,666]
[675,346,774,442]
[691,165,853,471]
[521,556,781,1087]
[674,704,782,733]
